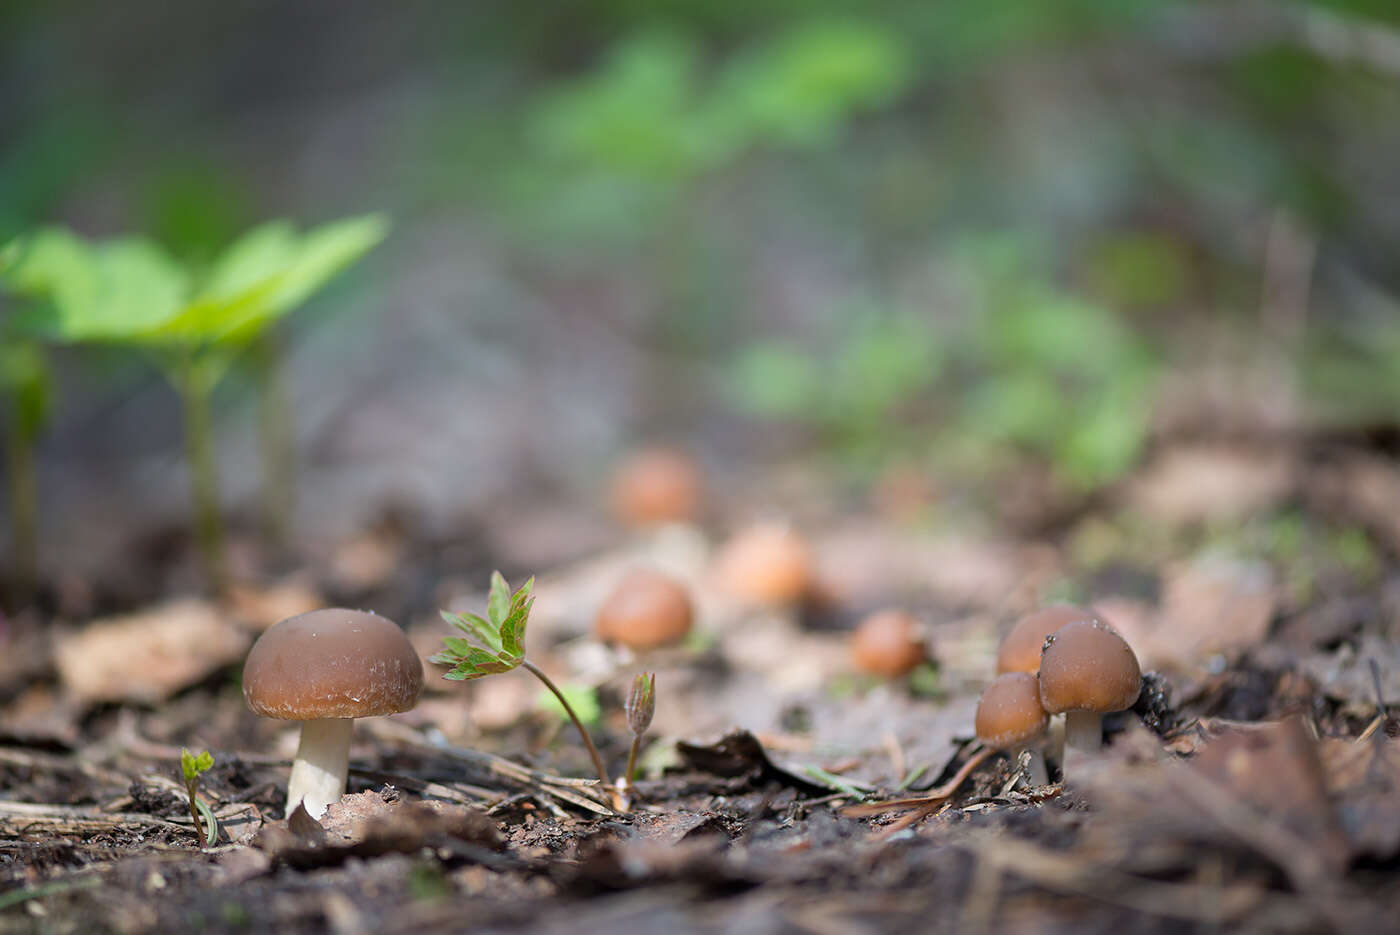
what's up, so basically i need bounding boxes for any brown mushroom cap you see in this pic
[851,609,927,678]
[976,672,1049,749]
[1037,619,1141,716]
[243,609,423,720]
[610,448,702,527]
[714,523,813,606]
[996,604,1100,674]
[595,569,694,650]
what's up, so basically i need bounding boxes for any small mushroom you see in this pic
[851,609,927,678]
[243,608,423,819]
[1038,618,1141,753]
[610,447,702,527]
[975,672,1050,786]
[995,604,1099,674]
[595,568,694,650]
[714,522,813,607]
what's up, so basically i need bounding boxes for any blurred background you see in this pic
[2,0,1400,612]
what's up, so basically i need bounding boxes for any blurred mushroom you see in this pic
[714,522,813,607]
[975,671,1050,786]
[610,447,702,527]
[1038,619,1141,753]
[996,604,1099,674]
[850,609,928,678]
[243,608,423,819]
[595,568,695,651]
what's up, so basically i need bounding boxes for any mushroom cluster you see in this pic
[975,603,1142,783]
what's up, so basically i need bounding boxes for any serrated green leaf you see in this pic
[438,637,476,659]
[499,602,531,658]
[440,610,500,654]
[487,571,511,625]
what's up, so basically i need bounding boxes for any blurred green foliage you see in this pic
[1,216,388,351]
[3,0,1400,507]
[731,235,1157,488]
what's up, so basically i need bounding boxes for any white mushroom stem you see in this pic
[1064,710,1104,753]
[1048,714,1066,769]
[1018,748,1049,787]
[286,718,353,819]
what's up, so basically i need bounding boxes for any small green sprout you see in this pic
[431,572,611,793]
[618,672,656,811]
[179,748,218,849]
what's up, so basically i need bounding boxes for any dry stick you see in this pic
[843,747,994,816]
[520,659,610,790]
[842,746,996,837]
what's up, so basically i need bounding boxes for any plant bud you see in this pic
[625,672,656,736]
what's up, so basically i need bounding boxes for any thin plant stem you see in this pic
[178,355,228,594]
[624,735,641,789]
[521,658,610,789]
[185,780,207,849]
[4,410,38,602]
[252,330,294,548]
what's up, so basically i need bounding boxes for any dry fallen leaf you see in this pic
[1125,443,1295,527]
[1155,556,1276,667]
[224,574,324,631]
[55,599,250,704]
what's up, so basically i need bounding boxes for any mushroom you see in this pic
[243,608,423,819]
[975,671,1050,786]
[714,522,813,607]
[995,604,1099,674]
[595,568,694,650]
[851,609,928,678]
[1037,618,1141,753]
[610,447,702,527]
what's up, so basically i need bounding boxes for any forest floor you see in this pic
[3,432,1400,934]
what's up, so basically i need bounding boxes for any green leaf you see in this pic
[139,214,388,344]
[0,229,187,341]
[193,794,219,846]
[434,572,536,682]
[487,571,511,625]
[180,748,213,783]
[441,610,500,650]
[438,637,476,658]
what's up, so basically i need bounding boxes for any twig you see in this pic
[842,747,994,818]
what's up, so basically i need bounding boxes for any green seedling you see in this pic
[617,671,655,811]
[0,215,387,590]
[431,572,611,792]
[180,748,218,849]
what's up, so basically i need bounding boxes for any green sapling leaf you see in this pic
[487,571,511,625]
[180,748,214,783]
